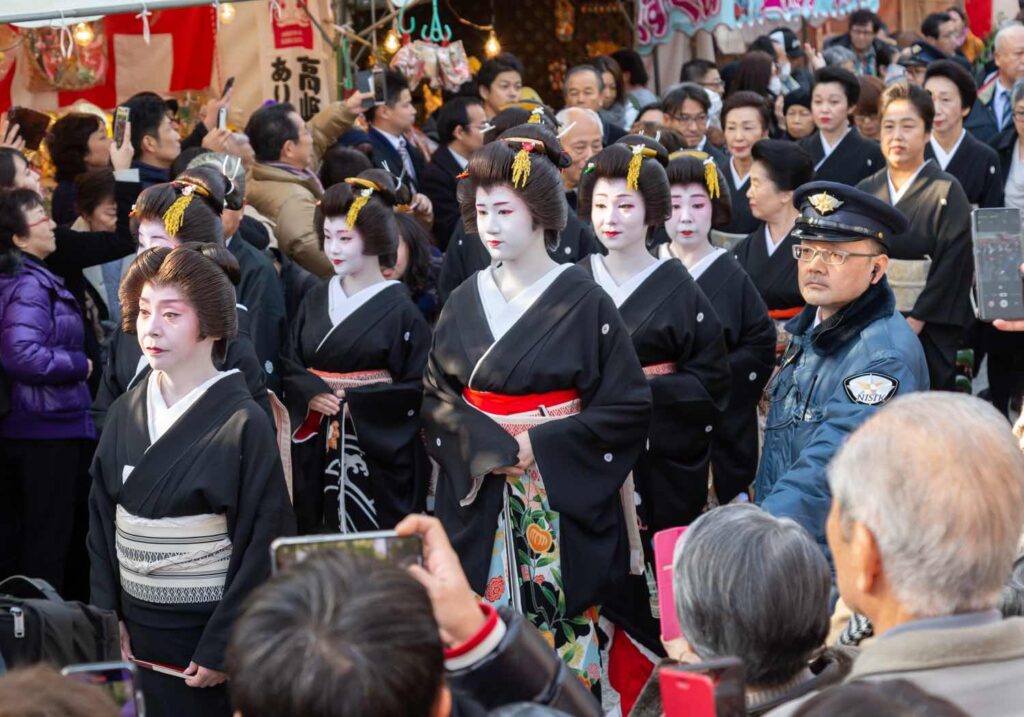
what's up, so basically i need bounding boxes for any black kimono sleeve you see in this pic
[91,328,131,433]
[223,325,272,422]
[48,179,139,272]
[192,414,295,671]
[438,224,482,304]
[530,294,652,524]
[911,183,974,328]
[724,280,776,406]
[87,406,122,614]
[979,159,1005,209]
[280,291,332,425]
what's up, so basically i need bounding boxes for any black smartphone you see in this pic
[674,657,746,717]
[62,661,145,717]
[972,208,1024,321]
[7,106,51,150]
[114,106,130,147]
[270,530,423,574]
[221,76,235,98]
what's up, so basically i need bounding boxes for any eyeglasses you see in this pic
[26,216,50,229]
[700,79,724,90]
[1013,110,1024,121]
[670,113,708,126]
[792,245,879,265]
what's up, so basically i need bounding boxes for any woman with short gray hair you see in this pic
[631,504,850,716]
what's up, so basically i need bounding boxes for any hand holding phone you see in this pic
[270,530,423,574]
[972,208,1024,322]
[62,661,146,716]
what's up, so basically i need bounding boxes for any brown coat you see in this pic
[245,104,356,278]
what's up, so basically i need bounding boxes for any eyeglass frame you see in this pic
[792,244,881,265]
[668,112,709,126]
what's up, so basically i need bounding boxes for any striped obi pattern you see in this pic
[115,505,232,605]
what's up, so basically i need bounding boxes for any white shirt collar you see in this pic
[328,277,399,328]
[448,146,469,170]
[729,157,750,189]
[886,159,931,205]
[929,130,966,171]
[589,254,667,308]
[146,369,237,445]
[376,127,406,151]
[477,264,571,342]
[696,136,708,152]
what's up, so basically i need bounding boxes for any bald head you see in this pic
[556,107,604,191]
[996,24,1024,87]
[829,392,1024,617]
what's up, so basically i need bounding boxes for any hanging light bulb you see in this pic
[219,2,236,24]
[484,30,501,58]
[384,29,401,54]
[73,22,95,47]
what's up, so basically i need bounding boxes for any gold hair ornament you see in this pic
[343,177,383,227]
[668,149,721,200]
[627,144,658,191]
[162,181,211,237]
[502,137,547,189]
[528,107,544,124]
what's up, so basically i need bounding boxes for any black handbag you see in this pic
[0,576,119,673]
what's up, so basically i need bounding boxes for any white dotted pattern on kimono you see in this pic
[407,409,415,417]
[264,360,274,374]
[705,425,713,433]
[601,323,610,335]
[404,331,411,341]
[697,312,704,322]
[436,438,442,447]
[748,371,758,381]
[564,247,572,255]
[603,453,613,462]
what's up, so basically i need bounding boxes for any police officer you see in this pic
[755,181,930,554]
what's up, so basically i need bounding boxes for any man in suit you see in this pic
[766,392,1024,716]
[367,69,425,190]
[564,65,627,145]
[418,97,486,249]
[663,83,727,169]
[965,24,1024,143]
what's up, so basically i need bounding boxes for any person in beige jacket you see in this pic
[244,93,369,278]
[768,392,1024,716]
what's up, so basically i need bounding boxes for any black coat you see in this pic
[798,128,884,187]
[719,162,759,236]
[228,235,287,394]
[733,226,804,312]
[367,126,425,190]
[419,146,463,249]
[925,131,1004,208]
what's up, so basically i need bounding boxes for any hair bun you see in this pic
[355,168,399,207]
[175,165,228,215]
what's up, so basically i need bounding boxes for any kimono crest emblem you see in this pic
[808,192,843,215]
[843,373,899,406]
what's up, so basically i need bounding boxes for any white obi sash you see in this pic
[115,506,232,605]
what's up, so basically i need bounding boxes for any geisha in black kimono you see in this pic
[422,122,652,690]
[576,135,731,701]
[283,169,430,534]
[88,247,294,717]
[660,151,775,505]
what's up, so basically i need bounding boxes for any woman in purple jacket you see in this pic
[0,189,95,593]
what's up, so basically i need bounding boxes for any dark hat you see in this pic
[900,41,944,67]
[791,181,908,248]
[784,88,811,113]
[777,27,804,59]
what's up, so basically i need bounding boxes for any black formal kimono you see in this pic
[719,159,759,236]
[580,255,730,655]
[733,226,804,313]
[283,279,431,534]
[91,307,271,433]
[419,145,464,250]
[437,205,603,303]
[857,161,974,390]
[423,264,651,686]
[924,131,1004,208]
[88,371,294,717]
[798,128,884,186]
[661,247,775,503]
[228,235,287,393]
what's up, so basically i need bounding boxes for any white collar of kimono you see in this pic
[328,277,400,328]
[477,263,572,343]
[886,159,931,205]
[658,243,726,280]
[146,369,238,446]
[729,157,750,189]
[589,253,667,307]
[929,130,965,171]
[819,127,850,158]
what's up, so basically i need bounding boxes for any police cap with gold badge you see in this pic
[899,40,945,68]
[791,181,908,250]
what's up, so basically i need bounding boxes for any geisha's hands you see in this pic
[309,392,341,416]
[397,514,486,647]
[184,662,227,688]
[493,431,535,475]
[118,620,134,661]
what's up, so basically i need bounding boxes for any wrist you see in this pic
[444,601,492,649]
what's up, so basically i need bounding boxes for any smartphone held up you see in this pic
[270,530,422,574]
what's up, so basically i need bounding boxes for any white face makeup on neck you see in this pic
[475,184,542,263]
[322,216,367,278]
[590,177,649,253]
[137,219,177,253]
[665,183,714,249]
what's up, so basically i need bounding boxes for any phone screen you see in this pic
[271,531,422,574]
[62,663,143,717]
[114,107,130,147]
[972,208,1024,321]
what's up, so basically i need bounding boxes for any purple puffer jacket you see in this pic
[0,255,95,440]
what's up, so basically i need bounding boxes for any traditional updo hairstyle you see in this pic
[456,121,570,252]
[577,134,672,240]
[666,150,732,228]
[314,167,399,257]
[119,245,238,362]
[131,165,227,245]
[484,102,558,144]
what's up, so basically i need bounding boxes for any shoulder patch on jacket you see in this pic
[843,373,899,406]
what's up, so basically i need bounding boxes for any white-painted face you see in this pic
[322,216,366,278]
[590,177,648,253]
[665,183,714,249]
[137,218,177,254]
[474,184,540,263]
[137,282,214,373]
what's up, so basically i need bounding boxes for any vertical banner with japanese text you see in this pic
[256,0,335,120]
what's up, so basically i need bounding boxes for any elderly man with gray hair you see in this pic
[769,392,1024,716]
[631,504,852,716]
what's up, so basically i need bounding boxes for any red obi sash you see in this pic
[768,306,803,320]
[642,362,676,377]
[293,368,392,442]
[462,387,581,416]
